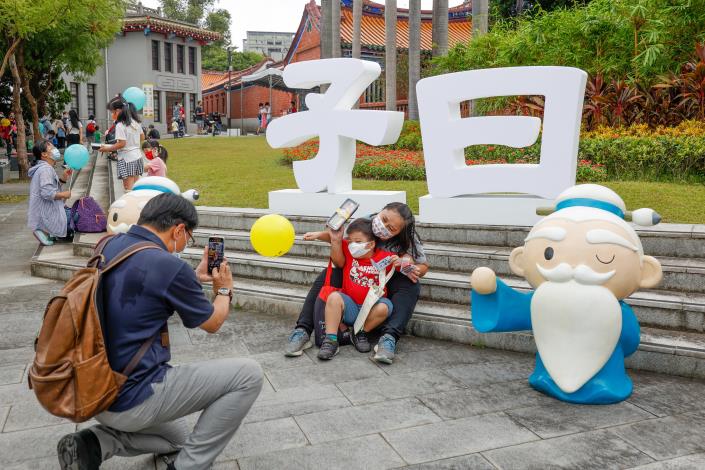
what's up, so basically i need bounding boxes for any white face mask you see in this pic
[50,148,61,161]
[372,215,393,240]
[348,241,372,258]
[173,230,187,259]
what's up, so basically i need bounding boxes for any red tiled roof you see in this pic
[339,7,471,51]
[201,59,274,93]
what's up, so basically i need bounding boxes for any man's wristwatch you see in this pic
[216,287,233,302]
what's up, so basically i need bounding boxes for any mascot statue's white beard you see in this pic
[530,263,622,393]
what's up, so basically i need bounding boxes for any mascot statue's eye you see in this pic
[544,247,554,260]
[112,213,118,222]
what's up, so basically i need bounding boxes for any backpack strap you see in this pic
[87,234,116,268]
[100,241,162,275]
[121,323,168,377]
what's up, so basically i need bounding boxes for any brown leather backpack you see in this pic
[28,236,167,422]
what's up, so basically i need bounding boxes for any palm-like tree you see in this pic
[432,0,448,57]
[408,0,421,120]
[352,0,362,60]
[385,0,397,111]
[473,0,489,36]
[332,0,341,58]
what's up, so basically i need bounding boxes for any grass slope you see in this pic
[166,137,705,224]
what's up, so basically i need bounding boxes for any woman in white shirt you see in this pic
[99,96,145,191]
[66,110,83,146]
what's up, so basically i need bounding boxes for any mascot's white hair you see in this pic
[532,184,656,257]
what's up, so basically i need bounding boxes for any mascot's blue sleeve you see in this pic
[471,278,533,333]
[619,301,640,357]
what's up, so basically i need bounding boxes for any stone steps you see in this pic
[27,250,705,379]
[196,207,705,259]
[189,227,705,295]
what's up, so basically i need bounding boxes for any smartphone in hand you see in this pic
[326,199,359,231]
[207,237,225,272]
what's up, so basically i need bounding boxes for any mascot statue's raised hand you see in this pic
[107,176,199,234]
[470,184,663,404]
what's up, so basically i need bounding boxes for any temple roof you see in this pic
[122,15,222,43]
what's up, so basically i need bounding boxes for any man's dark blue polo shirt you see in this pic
[100,225,213,412]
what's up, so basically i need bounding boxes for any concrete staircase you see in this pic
[29,161,705,380]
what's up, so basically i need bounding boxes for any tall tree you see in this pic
[352,0,363,60]
[160,0,215,25]
[332,0,341,58]
[432,0,449,57]
[199,8,263,71]
[408,0,421,120]
[385,0,397,111]
[473,0,489,36]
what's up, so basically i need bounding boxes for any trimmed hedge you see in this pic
[281,121,705,182]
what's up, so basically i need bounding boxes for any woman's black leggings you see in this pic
[295,267,421,341]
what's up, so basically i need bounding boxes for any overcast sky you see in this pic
[142,1,466,51]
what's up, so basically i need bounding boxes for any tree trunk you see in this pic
[408,0,421,120]
[331,0,341,58]
[9,54,29,177]
[352,0,363,109]
[352,0,362,60]
[515,0,525,15]
[17,45,41,140]
[472,0,488,36]
[0,37,21,80]
[436,0,449,57]
[432,0,439,57]
[385,0,397,111]
[320,0,332,60]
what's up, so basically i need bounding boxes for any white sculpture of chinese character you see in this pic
[266,58,404,193]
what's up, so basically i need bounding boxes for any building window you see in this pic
[70,82,79,112]
[152,40,160,70]
[177,45,184,74]
[164,43,172,72]
[189,94,196,122]
[188,47,196,75]
[87,84,96,117]
[153,91,161,122]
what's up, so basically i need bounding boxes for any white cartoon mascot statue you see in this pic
[470,184,663,404]
[107,176,199,234]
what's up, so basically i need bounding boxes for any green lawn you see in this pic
[0,194,27,204]
[166,137,705,224]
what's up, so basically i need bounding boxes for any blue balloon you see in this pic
[64,144,89,170]
[123,86,146,111]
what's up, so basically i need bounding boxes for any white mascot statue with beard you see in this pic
[470,184,663,404]
[107,177,199,234]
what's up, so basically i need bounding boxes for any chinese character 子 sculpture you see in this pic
[266,58,404,194]
[470,184,664,404]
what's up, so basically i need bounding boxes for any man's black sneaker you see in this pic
[57,429,102,470]
[352,330,371,353]
[317,337,339,360]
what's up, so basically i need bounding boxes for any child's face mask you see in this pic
[144,149,154,160]
[349,241,372,258]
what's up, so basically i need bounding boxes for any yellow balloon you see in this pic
[250,214,295,257]
[0,118,9,127]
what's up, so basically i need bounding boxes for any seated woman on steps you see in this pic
[27,139,73,246]
[285,202,429,364]
[308,218,398,360]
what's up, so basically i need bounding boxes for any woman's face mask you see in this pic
[348,241,372,258]
[49,147,61,161]
[372,215,393,240]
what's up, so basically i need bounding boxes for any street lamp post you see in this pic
[227,47,232,131]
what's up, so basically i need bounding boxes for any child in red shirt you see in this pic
[315,218,398,360]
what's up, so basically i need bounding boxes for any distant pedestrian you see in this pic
[0,115,11,158]
[54,116,66,149]
[288,100,297,114]
[265,102,272,124]
[147,124,160,140]
[86,114,97,142]
[66,110,83,146]
[99,96,145,191]
[256,103,264,135]
[195,100,204,134]
[144,140,168,177]
[171,120,180,139]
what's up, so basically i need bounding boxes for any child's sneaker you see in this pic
[317,337,339,360]
[285,327,312,357]
[33,230,54,246]
[352,331,371,353]
[373,334,396,364]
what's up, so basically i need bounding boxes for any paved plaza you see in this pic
[2,197,705,469]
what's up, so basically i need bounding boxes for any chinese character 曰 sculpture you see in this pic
[470,184,663,404]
